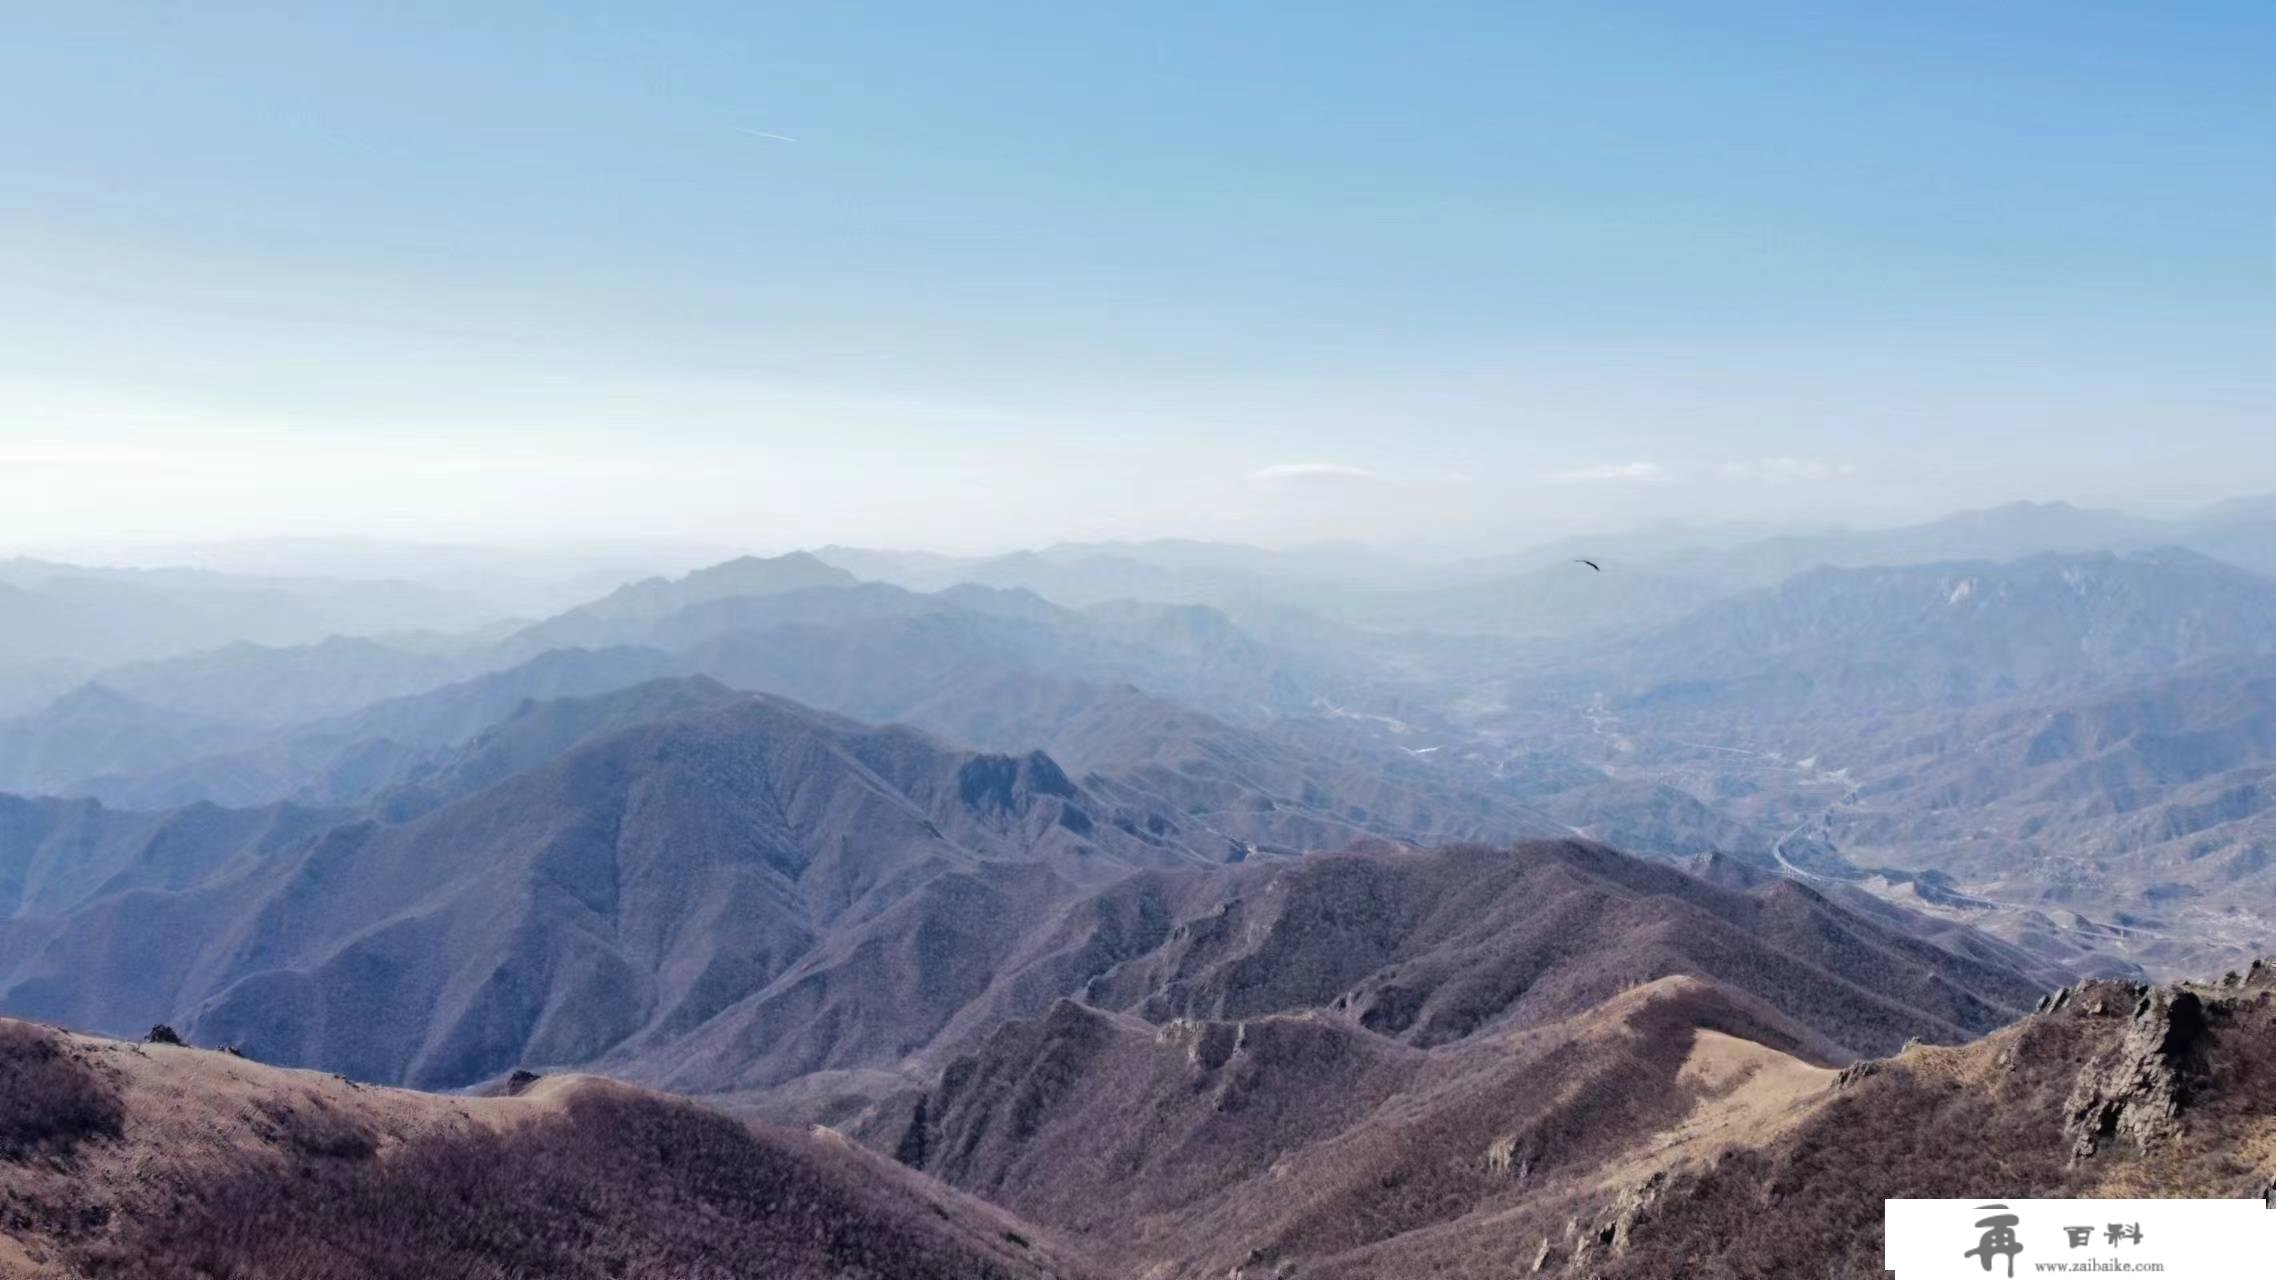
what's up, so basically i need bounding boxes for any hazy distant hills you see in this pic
[496,553,869,655]
[0,559,503,646]
[814,499,2276,639]
[20,612,1472,842]
[86,636,496,728]
[1563,548,2276,716]
[0,562,508,713]
[1795,654,2276,968]
[8,520,2276,987]
[577,551,860,616]
[1441,549,2276,973]
[6,499,2271,721]
[22,647,687,810]
[1638,499,2174,590]
[5,506,2276,990]
[0,685,255,801]
[0,792,342,924]
[21,561,1348,749]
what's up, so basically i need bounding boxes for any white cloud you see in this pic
[1718,456,1857,484]
[1542,460,1669,485]
[1248,462,1386,485]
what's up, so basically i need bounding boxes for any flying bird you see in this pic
[1574,558,1602,572]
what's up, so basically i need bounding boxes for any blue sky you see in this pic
[3,3,2270,553]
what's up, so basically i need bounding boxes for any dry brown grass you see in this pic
[0,1022,122,1159]
[0,1021,1085,1280]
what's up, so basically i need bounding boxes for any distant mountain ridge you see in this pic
[0,559,509,712]
[812,498,2276,638]
[1562,547,2276,714]
[0,687,1231,1090]
[9,520,2276,1008]
[0,682,1562,1102]
[0,677,2049,1126]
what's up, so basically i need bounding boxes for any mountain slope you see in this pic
[42,567,1379,809]
[860,952,2275,1280]
[809,834,2048,1130]
[0,690,1255,1094]
[61,647,710,810]
[1648,500,2174,589]
[0,560,502,714]
[1502,644,2276,977]
[1583,966,2276,1279]
[0,1018,1088,1280]
[0,687,253,800]
[0,795,341,924]
[1572,548,2276,715]
[1783,653,2276,973]
[87,637,485,728]
[862,976,1836,1278]
[558,551,858,620]
[1055,840,2043,1059]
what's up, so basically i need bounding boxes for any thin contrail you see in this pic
[735,127,798,143]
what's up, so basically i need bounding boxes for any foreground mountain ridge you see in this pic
[9,961,2268,1279]
[0,1018,1088,1279]
[858,962,2276,1279]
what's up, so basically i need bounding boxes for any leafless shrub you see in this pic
[0,1022,125,1159]
[252,1096,378,1161]
[73,1089,1045,1280]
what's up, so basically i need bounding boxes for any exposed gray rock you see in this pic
[2064,987,2211,1158]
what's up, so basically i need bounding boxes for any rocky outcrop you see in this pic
[1565,1170,1671,1269]
[1832,1057,1884,1091]
[2063,983,2213,1158]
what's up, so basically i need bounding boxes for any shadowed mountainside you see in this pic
[0,689,1236,1092]
[858,976,1840,1277]
[1021,841,2047,1061]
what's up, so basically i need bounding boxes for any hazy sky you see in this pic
[4,4,2271,555]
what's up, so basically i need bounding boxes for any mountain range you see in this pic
[10,927,2267,1277]
[9,502,2276,1275]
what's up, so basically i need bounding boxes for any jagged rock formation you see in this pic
[1581,965,2276,1279]
[2062,982,2212,1157]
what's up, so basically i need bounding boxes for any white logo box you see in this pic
[1886,1198,2275,1278]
